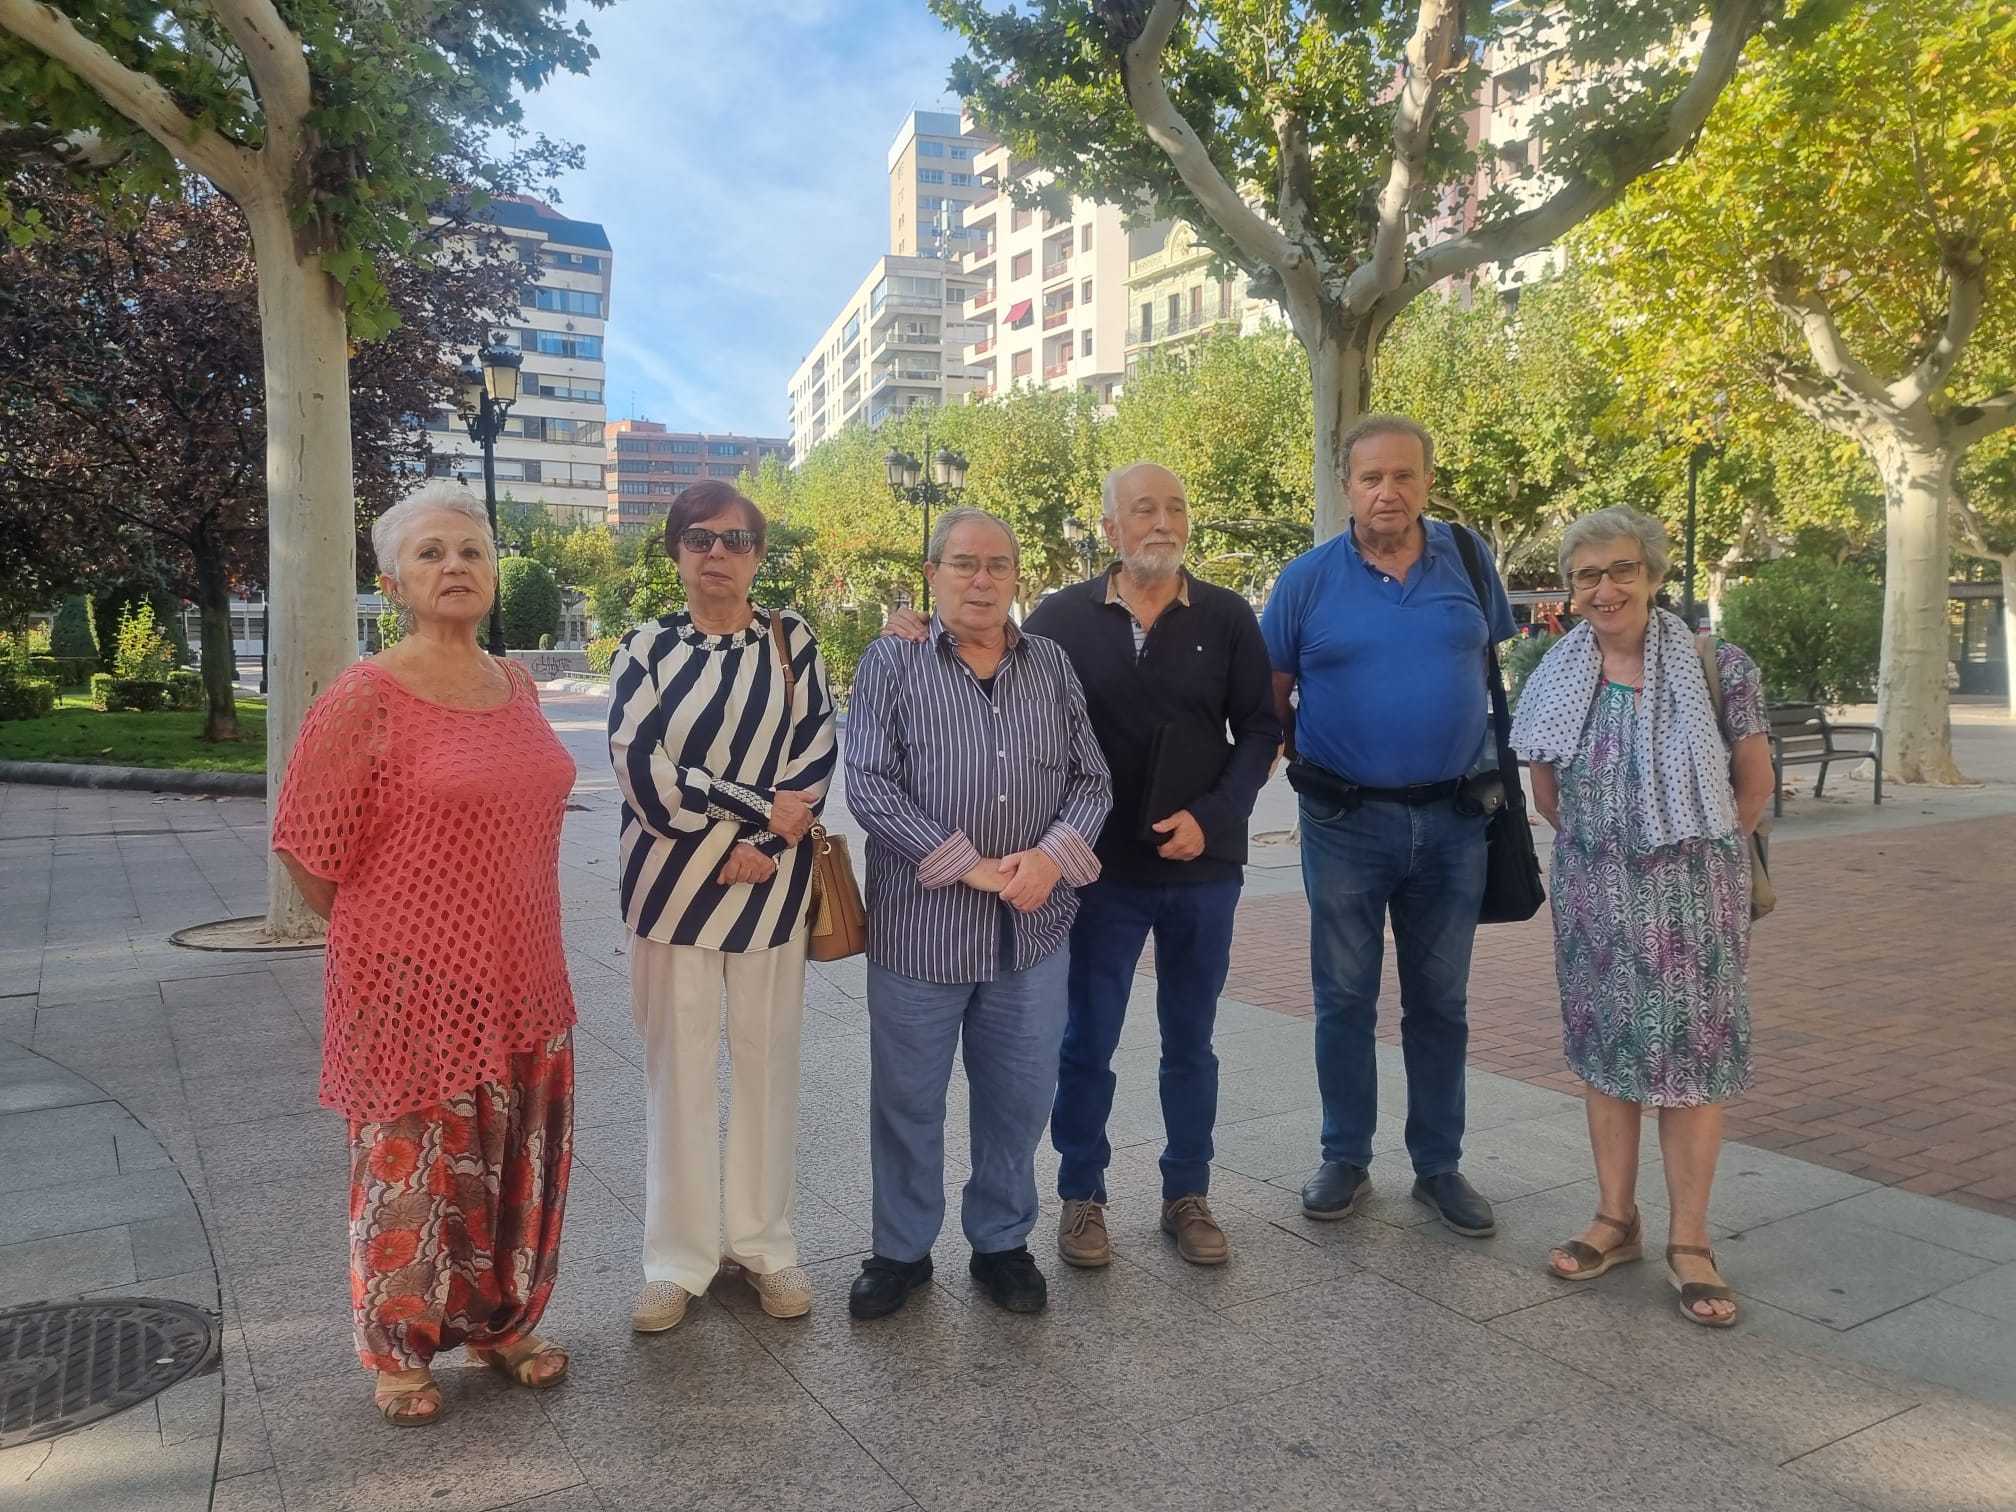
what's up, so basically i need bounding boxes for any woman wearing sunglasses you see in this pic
[606,479,837,1331]
[1510,505,1774,1329]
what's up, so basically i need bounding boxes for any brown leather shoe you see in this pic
[1161,1194,1229,1266]
[1057,1198,1110,1267]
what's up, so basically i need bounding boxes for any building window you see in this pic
[1167,293,1180,325]
[1080,223,1094,252]
[843,314,861,347]
[1081,329,1093,358]
[616,458,649,473]
[1012,349,1032,378]
[1140,301,1153,340]
[706,441,748,456]
[541,251,602,273]
[950,145,971,159]
[1219,280,1234,318]
[654,438,702,455]
[670,461,699,475]
[1011,206,1032,231]
[918,140,945,157]
[1011,250,1032,280]
[618,481,649,495]
[918,195,943,211]
[1190,285,1204,319]
[917,167,945,184]
[516,328,602,361]
[706,463,744,477]
[949,172,973,186]
[1081,278,1093,304]
[531,375,602,402]
[527,286,603,317]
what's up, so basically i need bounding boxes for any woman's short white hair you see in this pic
[1558,504,1670,584]
[371,480,496,584]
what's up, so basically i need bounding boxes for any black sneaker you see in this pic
[1300,1161,1371,1220]
[1411,1171,1497,1237]
[968,1245,1048,1313]
[848,1254,934,1320]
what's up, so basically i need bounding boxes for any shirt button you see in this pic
[1383,575,1393,583]
[998,793,1007,802]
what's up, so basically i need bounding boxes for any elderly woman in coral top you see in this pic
[273,480,579,1425]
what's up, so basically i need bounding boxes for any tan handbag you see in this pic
[771,614,867,959]
[1698,633,1777,920]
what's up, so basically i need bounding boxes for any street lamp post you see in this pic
[457,343,523,656]
[1061,514,1103,580]
[885,432,969,613]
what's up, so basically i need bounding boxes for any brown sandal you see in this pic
[1547,1209,1643,1280]
[373,1370,443,1426]
[1667,1244,1739,1327]
[472,1336,570,1390]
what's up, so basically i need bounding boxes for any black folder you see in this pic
[1136,722,1243,861]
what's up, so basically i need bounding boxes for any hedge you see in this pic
[91,674,171,713]
[167,670,205,711]
[0,677,57,721]
[30,655,98,688]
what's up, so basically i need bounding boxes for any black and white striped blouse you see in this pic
[608,607,837,951]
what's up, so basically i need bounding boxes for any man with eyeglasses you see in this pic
[1261,415,1517,1239]
[843,507,1111,1319]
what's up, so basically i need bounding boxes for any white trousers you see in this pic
[628,930,807,1295]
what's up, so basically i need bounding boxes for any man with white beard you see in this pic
[890,463,1271,1270]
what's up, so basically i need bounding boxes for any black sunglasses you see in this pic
[678,527,758,555]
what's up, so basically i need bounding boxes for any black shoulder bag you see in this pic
[1449,525,1547,924]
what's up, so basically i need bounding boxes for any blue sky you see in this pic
[514,1,966,440]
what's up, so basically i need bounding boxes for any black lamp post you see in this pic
[885,432,969,613]
[1061,514,1103,580]
[457,343,523,655]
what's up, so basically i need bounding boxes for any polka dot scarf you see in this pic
[1511,607,1738,850]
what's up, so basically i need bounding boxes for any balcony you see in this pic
[1044,361,1070,379]
[1042,258,1071,282]
[970,287,995,309]
[972,337,995,355]
[1041,308,1071,330]
[1126,309,1235,346]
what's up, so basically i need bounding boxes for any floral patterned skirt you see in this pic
[346,1031,573,1371]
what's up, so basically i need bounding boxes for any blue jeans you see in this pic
[866,936,1070,1262]
[1299,793,1487,1177]
[1051,877,1242,1203]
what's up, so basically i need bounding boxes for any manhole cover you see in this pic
[0,1300,218,1449]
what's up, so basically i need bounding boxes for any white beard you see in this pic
[1122,545,1183,582]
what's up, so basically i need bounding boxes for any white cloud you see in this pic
[515,0,964,437]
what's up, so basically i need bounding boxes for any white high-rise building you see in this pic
[424,196,613,528]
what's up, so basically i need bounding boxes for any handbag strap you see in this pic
[1447,524,1526,816]
[769,609,797,700]
[1697,630,1728,740]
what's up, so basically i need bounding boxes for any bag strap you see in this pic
[770,609,797,700]
[1448,524,1523,811]
[1697,631,1728,745]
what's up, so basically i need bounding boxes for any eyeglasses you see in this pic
[935,555,1017,580]
[678,528,758,555]
[1568,559,1647,592]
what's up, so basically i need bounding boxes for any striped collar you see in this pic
[929,612,1023,655]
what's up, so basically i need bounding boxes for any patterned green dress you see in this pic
[1546,645,1766,1106]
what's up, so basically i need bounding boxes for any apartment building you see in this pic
[424,196,613,528]
[887,109,995,262]
[786,254,984,464]
[954,139,1128,406]
[606,421,790,533]
[1121,219,1272,378]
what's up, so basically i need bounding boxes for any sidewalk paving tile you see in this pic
[1715,1206,1995,1328]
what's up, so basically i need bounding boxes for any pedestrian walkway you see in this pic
[2,690,2014,1511]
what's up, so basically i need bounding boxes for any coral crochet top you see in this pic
[272,659,578,1122]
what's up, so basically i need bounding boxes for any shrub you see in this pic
[537,632,554,650]
[499,558,563,649]
[113,602,179,681]
[167,670,205,711]
[805,605,877,704]
[50,596,97,661]
[91,674,170,713]
[0,676,57,721]
[375,604,405,650]
[1717,556,1882,705]
[584,635,619,675]
[1504,630,1563,713]
[31,655,98,688]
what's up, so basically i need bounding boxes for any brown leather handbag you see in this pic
[771,614,866,959]
[1698,633,1777,920]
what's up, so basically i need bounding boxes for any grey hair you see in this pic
[926,505,1020,569]
[371,480,496,585]
[1101,461,1184,518]
[1558,504,1671,583]
[1339,414,1436,477]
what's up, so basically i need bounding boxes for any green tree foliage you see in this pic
[375,604,405,651]
[498,558,562,650]
[1577,0,2016,782]
[50,596,95,660]
[1108,328,1313,593]
[1717,557,1884,705]
[933,0,1768,537]
[1375,273,1624,578]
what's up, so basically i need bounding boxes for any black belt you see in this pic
[1353,779,1462,806]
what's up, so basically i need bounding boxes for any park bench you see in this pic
[1765,703,1883,817]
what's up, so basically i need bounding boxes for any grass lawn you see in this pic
[0,693,266,773]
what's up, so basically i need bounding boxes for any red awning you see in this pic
[1004,299,1034,327]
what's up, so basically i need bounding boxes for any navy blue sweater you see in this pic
[1023,569,1280,886]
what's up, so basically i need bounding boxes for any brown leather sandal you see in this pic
[1547,1208,1642,1280]
[373,1370,443,1426]
[1667,1244,1739,1328]
[472,1336,570,1390]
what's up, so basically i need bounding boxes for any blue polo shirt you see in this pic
[1261,519,1516,788]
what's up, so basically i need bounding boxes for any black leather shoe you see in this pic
[969,1246,1048,1313]
[1301,1161,1371,1220]
[848,1254,933,1320]
[1412,1171,1497,1237]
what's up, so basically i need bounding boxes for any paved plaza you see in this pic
[2,690,2015,1511]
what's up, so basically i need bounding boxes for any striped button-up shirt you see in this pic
[845,617,1111,984]
[608,607,837,952]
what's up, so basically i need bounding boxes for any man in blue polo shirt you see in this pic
[1261,415,1516,1237]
